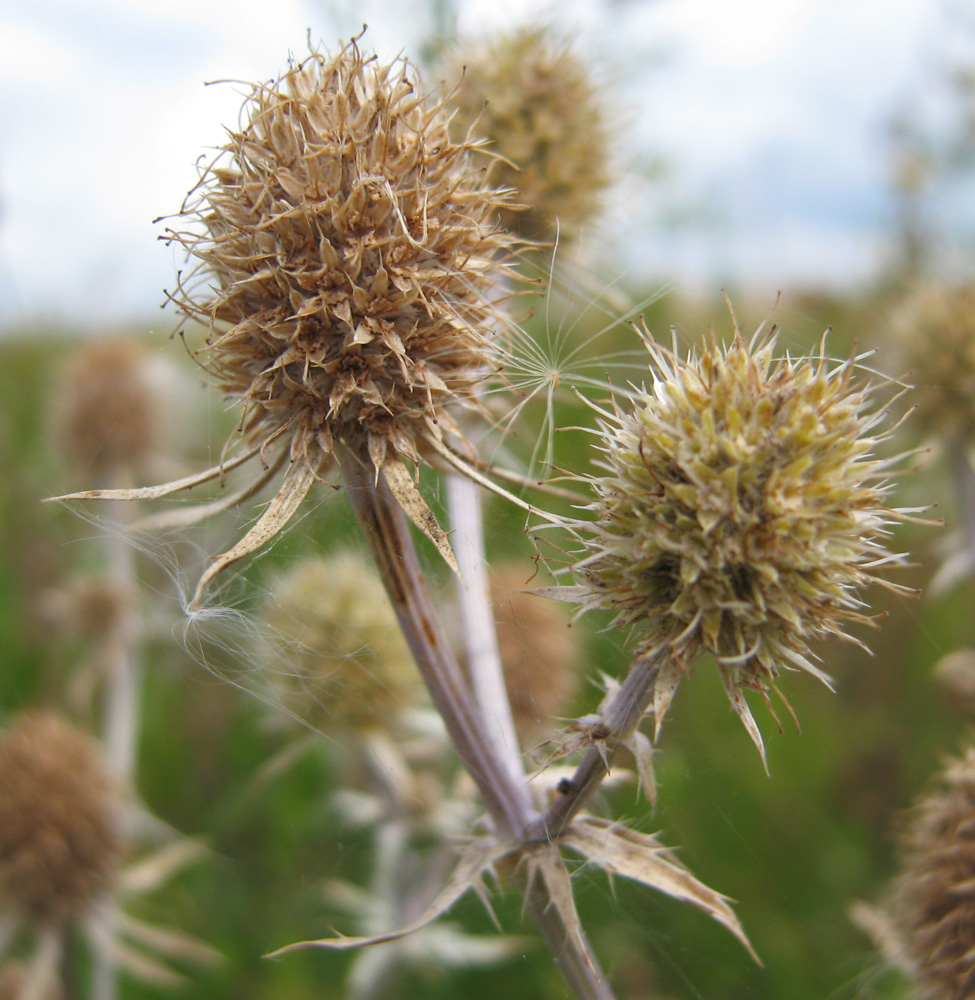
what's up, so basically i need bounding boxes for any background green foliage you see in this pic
[0,282,961,999]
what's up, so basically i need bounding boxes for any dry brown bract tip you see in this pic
[53,35,539,607]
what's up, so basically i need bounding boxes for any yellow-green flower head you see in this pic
[889,281,975,440]
[263,552,418,733]
[572,323,914,758]
[889,745,975,999]
[447,26,610,241]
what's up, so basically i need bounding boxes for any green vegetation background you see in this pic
[0,287,958,1000]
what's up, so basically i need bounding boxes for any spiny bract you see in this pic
[571,322,914,759]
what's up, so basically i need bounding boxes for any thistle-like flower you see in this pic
[51,337,163,483]
[447,26,610,241]
[887,745,975,999]
[489,563,580,745]
[888,281,975,440]
[262,552,419,733]
[566,321,915,759]
[60,35,524,605]
[0,711,122,926]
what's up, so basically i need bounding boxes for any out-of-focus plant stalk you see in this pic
[446,474,529,799]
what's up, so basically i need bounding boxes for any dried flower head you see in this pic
[0,712,122,925]
[490,564,580,744]
[263,552,419,732]
[447,26,610,241]
[568,321,914,758]
[115,35,524,604]
[51,337,161,481]
[889,282,975,440]
[888,745,975,999]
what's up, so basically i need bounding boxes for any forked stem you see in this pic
[337,444,617,1000]
[527,650,665,842]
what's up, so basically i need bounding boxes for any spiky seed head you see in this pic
[572,323,913,753]
[447,26,611,241]
[263,553,419,732]
[164,37,518,479]
[889,282,975,440]
[51,338,161,480]
[490,564,580,744]
[888,745,975,999]
[0,712,122,925]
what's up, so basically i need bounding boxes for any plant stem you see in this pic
[446,473,529,799]
[338,444,618,1000]
[337,444,531,837]
[526,650,665,842]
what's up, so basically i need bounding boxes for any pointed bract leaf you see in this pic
[381,459,459,574]
[563,817,760,963]
[269,839,516,956]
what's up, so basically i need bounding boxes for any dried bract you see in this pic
[568,323,914,756]
[889,745,975,999]
[447,26,610,241]
[0,712,122,925]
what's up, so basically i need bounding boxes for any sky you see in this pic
[0,0,966,331]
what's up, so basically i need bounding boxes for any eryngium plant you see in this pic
[447,26,611,241]
[888,746,975,998]
[561,321,917,762]
[60,35,526,608]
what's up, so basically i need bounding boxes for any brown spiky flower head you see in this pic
[447,26,610,241]
[138,36,519,603]
[0,712,122,926]
[568,322,915,761]
[889,281,975,441]
[51,337,162,483]
[888,745,975,999]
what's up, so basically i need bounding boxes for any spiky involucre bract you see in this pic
[448,26,610,241]
[890,746,975,999]
[574,326,911,753]
[164,39,517,476]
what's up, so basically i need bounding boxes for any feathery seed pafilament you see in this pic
[93,35,522,604]
[0,712,122,926]
[569,322,916,759]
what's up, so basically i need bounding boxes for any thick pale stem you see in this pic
[103,498,142,784]
[446,473,529,801]
[527,650,664,842]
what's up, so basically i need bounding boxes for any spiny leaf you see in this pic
[562,817,760,963]
[381,458,459,574]
[268,839,516,956]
